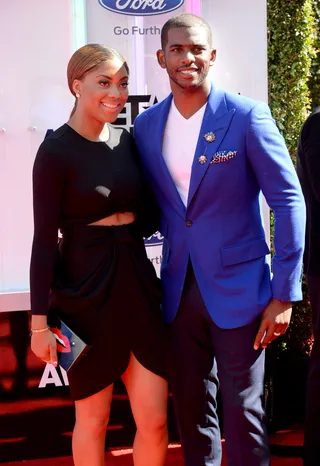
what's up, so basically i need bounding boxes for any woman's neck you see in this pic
[67,112,109,142]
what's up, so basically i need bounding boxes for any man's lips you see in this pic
[177,67,199,77]
[177,67,199,72]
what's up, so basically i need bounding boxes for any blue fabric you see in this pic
[134,84,306,328]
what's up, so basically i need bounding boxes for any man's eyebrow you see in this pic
[168,43,206,48]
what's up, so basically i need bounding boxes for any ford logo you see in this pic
[144,231,164,247]
[98,0,184,16]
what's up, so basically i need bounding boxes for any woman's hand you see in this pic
[31,330,58,366]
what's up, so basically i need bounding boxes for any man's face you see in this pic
[158,26,216,91]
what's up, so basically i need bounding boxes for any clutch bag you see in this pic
[49,317,91,372]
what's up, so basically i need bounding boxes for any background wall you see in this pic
[0,0,268,462]
[0,0,75,311]
[0,0,269,311]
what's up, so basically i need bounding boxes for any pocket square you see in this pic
[210,150,238,164]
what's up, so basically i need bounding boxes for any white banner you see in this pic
[86,0,269,275]
[0,0,268,309]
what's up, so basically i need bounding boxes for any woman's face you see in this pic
[74,57,129,123]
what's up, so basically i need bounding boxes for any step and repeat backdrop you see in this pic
[0,0,268,461]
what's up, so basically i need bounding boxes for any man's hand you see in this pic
[253,298,292,350]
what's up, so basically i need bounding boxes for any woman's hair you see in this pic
[67,43,129,117]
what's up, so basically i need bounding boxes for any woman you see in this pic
[30,44,168,466]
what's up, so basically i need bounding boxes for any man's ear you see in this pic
[210,49,217,66]
[157,49,167,69]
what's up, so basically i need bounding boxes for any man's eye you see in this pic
[171,48,181,53]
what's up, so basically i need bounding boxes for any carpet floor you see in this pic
[1,426,305,465]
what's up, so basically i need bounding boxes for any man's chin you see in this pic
[178,81,202,90]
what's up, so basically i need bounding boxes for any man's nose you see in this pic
[181,50,195,65]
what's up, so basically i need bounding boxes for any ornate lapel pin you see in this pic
[198,155,207,164]
[210,150,238,164]
[204,132,216,143]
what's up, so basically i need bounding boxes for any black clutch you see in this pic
[50,317,91,372]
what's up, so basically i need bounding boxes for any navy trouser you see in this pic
[304,275,320,466]
[168,263,270,466]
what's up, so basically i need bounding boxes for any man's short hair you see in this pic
[160,13,212,50]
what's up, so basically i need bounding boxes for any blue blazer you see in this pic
[134,85,306,329]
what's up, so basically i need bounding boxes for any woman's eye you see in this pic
[120,82,129,88]
[99,80,109,87]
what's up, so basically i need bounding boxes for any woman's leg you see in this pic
[72,384,113,466]
[122,353,168,466]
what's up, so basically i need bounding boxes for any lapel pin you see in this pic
[198,155,207,164]
[204,132,216,143]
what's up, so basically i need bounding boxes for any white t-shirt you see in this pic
[162,100,206,206]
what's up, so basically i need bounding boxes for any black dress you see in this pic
[30,124,167,400]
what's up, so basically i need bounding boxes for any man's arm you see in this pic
[245,102,306,349]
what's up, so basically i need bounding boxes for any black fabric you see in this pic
[30,124,159,315]
[169,262,269,466]
[304,275,320,465]
[50,223,167,400]
[296,108,320,275]
[30,125,167,400]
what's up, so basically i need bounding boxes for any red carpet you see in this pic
[0,427,305,465]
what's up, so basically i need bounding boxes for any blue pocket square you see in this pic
[210,151,238,164]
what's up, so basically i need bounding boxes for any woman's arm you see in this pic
[30,138,66,316]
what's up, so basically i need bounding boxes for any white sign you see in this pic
[0,0,268,311]
[86,0,269,275]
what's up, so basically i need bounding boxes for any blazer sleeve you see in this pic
[300,112,320,202]
[246,102,306,302]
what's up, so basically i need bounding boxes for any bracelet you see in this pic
[31,326,50,334]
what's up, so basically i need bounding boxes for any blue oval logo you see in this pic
[99,0,184,16]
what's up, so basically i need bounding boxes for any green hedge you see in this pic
[267,0,315,357]
[268,0,315,158]
[309,0,320,108]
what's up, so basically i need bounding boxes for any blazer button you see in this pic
[186,220,193,227]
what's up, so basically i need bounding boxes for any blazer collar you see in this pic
[149,84,235,214]
[187,84,235,206]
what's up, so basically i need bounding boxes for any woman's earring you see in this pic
[76,93,80,98]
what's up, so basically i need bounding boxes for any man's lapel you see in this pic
[151,94,186,218]
[187,85,236,207]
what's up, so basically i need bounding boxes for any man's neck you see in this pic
[171,81,211,119]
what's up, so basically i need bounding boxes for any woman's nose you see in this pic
[106,85,121,98]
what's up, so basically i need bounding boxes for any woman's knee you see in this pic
[136,409,167,437]
[75,411,111,437]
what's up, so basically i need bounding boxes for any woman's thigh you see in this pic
[74,384,114,426]
[122,353,168,431]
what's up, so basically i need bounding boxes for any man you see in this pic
[296,107,320,466]
[134,13,306,466]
